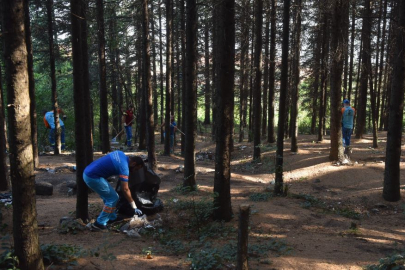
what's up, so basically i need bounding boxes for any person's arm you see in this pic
[120,181,135,204]
[122,113,127,126]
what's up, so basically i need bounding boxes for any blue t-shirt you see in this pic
[45,111,64,129]
[84,151,130,182]
[342,106,355,129]
[170,121,176,135]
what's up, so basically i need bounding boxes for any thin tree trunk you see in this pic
[2,0,44,267]
[369,70,378,148]
[310,27,321,135]
[329,0,349,162]
[377,0,388,130]
[348,1,355,101]
[180,0,186,153]
[151,1,158,130]
[290,0,302,152]
[164,0,172,156]
[262,5,270,137]
[96,0,110,154]
[355,0,371,139]
[143,0,157,170]
[183,0,197,188]
[267,0,276,143]
[275,0,291,195]
[159,4,165,144]
[383,0,405,202]
[0,60,8,190]
[24,0,39,167]
[203,20,211,125]
[253,0,263,161]
[239,0,249,142]
[213,0,235,222]
[47,0,61,155]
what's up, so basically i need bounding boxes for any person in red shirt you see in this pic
[122,104,135,147]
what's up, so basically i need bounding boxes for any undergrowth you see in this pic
[364,251,405,270]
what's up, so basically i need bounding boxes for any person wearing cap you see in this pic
[43,108,66,150]
[341,99,355,154]
[122,104,135,147]
[83,151,144,231]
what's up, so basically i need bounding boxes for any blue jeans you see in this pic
[342,127,352,147]
[125,126,132,146]
[83,173,118,225]
[49,126,65,150]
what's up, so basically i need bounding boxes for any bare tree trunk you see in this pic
[159,4,165,144]
[183,0,197,188]
[2,0,44,267]
[329,0,349,162]
[0,61,8,191]
[355,0,371,139]
[377,0,388,130]
[348,1,355,101]
[164,0,172,156]
[203,20,211,125]
[142,0,157,170]
[252,0,263,161]
[96,0,110,154]
[180,0,186,154]
[267,0,276,143]
[213,0,234,222]
[239,0,249,142]
[24,0,38,167]
[262,5,270,137]
[151,1,158,129]
[310,26,321,135]
[383,0,405,202]
[369,71,378,148]
[290,0,302,152]
[275,0,291,195]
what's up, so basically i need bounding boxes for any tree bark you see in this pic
[267,0,276,143]
[329,0,349,162]
[96,0,110,154]
[253,0,263,161]
[0,60,8,191]
[164,0,172,156]
[377,0,388,131]
[213,0,235,222]
[262,5,270,137]
[348,1,355,101]
[46,0,61,155]
[151,1,158,130]
[239,0,249,143]
[71,0,92,221]
[203,20,211,125]
[2,1,44,268]
[159,4,165,144]
[143,0,157,170]
[290,0,302,152]
[180,0,186,154]
[183,0,197,188]
[383,0,405,202]
[24,0,39,167]
[355,0,371,139]
[275,0,291,195]
[236,205,250,270]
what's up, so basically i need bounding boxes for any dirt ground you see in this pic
[1,131,405,270]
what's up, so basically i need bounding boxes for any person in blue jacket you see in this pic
[83,151,144,231]
[44,109,66,150]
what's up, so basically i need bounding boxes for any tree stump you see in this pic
[35,182,53,196]
[237,204,250,270]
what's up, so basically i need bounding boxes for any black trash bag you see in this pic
[116,166,164,216]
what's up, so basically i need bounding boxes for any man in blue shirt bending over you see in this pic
[83,151,144,231]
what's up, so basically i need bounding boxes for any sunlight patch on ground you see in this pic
[231,172,268,183]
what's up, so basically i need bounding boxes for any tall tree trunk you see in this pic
[267,0,276,143]
[143,0,157,170]
[151,1,158,129]
[355,0,371,139]
[46,0,61,155]
[159,4,165,144]
[2,0,44,268]
[71,0,92,221]
[348,1,355,101]
[310,26,321,135]
[0,60,8,190]
[383,0,405,202]
[203,20,211,125]
[290,0,302,152]
[24,0,38,168]
[329,0,349,162]
[248,10,255,143]
[138,19,147,150]
[164,0,172,156]
[262,6,270,137]
[183,0,197,188]
[213,0,235,222]
[239,0,249,142]
[96,0,110,154]
[369,70,378,148]
[275,0,291,195]
[180,0,186,153]
[377,0,388,131]
[253,0,263,161]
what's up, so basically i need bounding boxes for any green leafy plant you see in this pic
[249,192,273,202]
[364,252,405,270]
[0,250,19,270]
[41,244,84,266]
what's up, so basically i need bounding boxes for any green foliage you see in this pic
[0,248,19,270]
[364,252,405,270]
[249,192,273,202]
[40,244,84,266]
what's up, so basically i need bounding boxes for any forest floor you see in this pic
[1,131,405,270]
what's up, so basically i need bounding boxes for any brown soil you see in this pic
[1,131,405,270]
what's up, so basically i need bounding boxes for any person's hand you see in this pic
[124,123,127,127]
[134,208,143,216]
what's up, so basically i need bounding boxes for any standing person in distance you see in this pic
[43,108,66,150]
[83,151,144,231]
[341,99,356,158]
[122,104,135,147]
